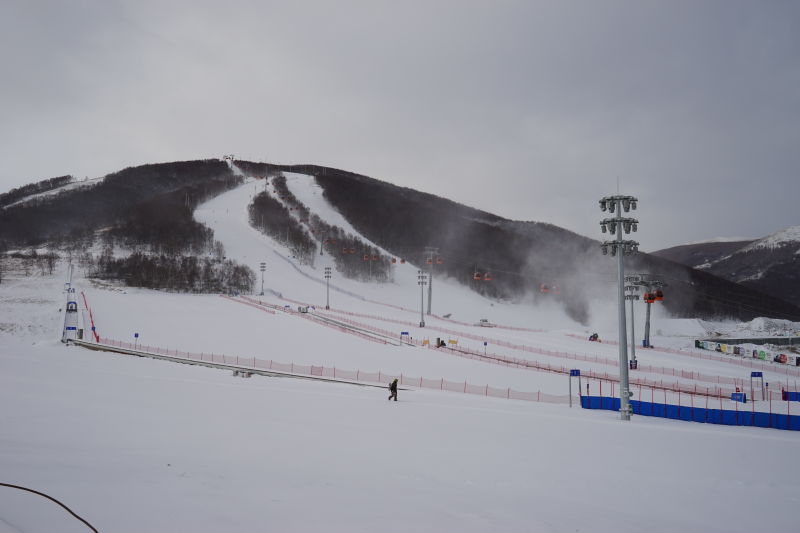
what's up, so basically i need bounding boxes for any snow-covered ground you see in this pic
[2,175,800,532]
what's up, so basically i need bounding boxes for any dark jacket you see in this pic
[389,379,398,392]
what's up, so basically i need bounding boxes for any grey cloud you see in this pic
[1,0,798,250]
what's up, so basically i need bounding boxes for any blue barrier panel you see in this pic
[631,400,648,416]
[579,396,800,431]
[782,391,800,401]
[731,392,747,403]
[581,397,620,410]
[665,405,680,419]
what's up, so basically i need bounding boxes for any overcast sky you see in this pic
[1,0,798,250]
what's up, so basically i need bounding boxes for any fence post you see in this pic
[769,390,773,428]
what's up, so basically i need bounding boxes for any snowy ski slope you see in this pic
[1,172,799,532]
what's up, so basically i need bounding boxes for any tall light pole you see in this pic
[324,266,331,310]
[417,270,427,327]
[259,262,266,296]
[424,246,439,315]
[625,276,640,366]
[600,195,639,421]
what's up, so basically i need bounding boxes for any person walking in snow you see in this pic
[388,378,398,401]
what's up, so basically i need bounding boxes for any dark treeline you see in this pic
[312,169,543,300]
[91,252,254,293]
[0,251,59,280]
[0,160,253,294]
[249,190,316,265]
[0,160,235,249]
[242,162,616,316]
[104,176,241,256]
[708,248,800,307]
[0,175,73,208]
[255,173,392,282]
[235,162,800,323]
[654,241,800,306]
[308,211,392,283]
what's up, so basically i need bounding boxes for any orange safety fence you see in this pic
[287,301,800,395]
[80,291,100,342]
[86,337,572,405]
[297,300,768,390]
[232,296,798,398]
[235,296,391,345]
[81,293,796,406]
[220,294,276,314]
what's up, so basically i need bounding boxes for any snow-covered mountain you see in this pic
[2,159,800,322]
[654,226,800,305]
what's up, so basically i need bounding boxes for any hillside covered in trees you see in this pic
[0,160,253,293]
[236,161,800,324]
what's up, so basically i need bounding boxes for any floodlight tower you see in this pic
[259,262,266,296]
[417,270,427,327]
[424,246,439,315]
[324,266,332,310]
[599,195,639,421]
[624,276,641,366]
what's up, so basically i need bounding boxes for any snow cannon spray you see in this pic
[62,264,79,343]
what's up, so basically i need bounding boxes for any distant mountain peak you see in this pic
[680,236,755,246]
[741,225,800,252]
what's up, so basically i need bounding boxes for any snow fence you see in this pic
[581,395,800,431]
[86,338,571,405]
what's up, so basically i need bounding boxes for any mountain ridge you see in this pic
[1,158,799,323]
[653,226,800,305]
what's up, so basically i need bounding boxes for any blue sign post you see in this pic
[134,332,139,350]
[750,371,765,401]
[569,369,582,407]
